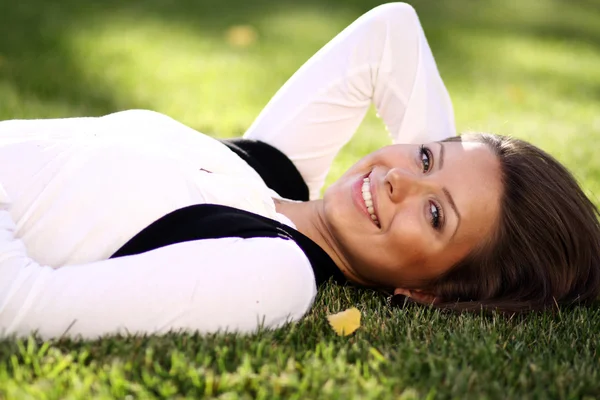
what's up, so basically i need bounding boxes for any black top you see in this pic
[221,138,310,202]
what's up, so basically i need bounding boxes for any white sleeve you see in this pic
[0,186,317,340]
[244,3,455,199]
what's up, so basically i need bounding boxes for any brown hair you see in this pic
[403,133,600,313]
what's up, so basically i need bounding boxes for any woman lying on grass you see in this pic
[1,3,599,340]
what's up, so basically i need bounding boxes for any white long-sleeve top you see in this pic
[0,2,455,339]
[0,110,318,339]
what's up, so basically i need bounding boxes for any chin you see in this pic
[322,194,346,236]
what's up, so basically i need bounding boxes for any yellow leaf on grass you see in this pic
[327,307,361,336]
[225,25,258,48]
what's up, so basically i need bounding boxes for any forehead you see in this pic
[439,141,502,245]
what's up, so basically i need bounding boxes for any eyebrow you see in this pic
[438,143,461,238]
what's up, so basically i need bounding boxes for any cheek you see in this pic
[375,217,429,273]
[389,209,426,251]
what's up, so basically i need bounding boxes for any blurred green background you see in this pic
[1,0,599,199]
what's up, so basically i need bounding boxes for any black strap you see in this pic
[111,204,345,287]
[220,139,309,201]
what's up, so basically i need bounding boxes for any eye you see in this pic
[429,200,444,230]
[419,145,433,173]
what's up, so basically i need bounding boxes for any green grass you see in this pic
[2,289,600,399]
[1,0,600,398]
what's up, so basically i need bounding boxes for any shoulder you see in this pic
[138,235,319,328]
[216,236,319,326]
[174,235,318,297]
[241,237,318,325]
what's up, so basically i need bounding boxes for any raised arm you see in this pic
[244,3,455,199]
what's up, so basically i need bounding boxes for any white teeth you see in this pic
[361,177,379,226]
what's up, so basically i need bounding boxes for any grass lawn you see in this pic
[1,0,600,398]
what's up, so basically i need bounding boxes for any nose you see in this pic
[385,167,425,203]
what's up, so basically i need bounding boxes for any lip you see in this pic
[352,171,380,228]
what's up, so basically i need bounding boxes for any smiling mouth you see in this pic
[361,177,380,227]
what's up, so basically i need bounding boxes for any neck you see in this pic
[274,199,371,286]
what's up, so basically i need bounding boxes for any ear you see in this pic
[394,288,439,305]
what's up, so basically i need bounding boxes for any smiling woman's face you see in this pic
[322,141,503,290]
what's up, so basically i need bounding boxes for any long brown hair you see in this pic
[404,133,600,313]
